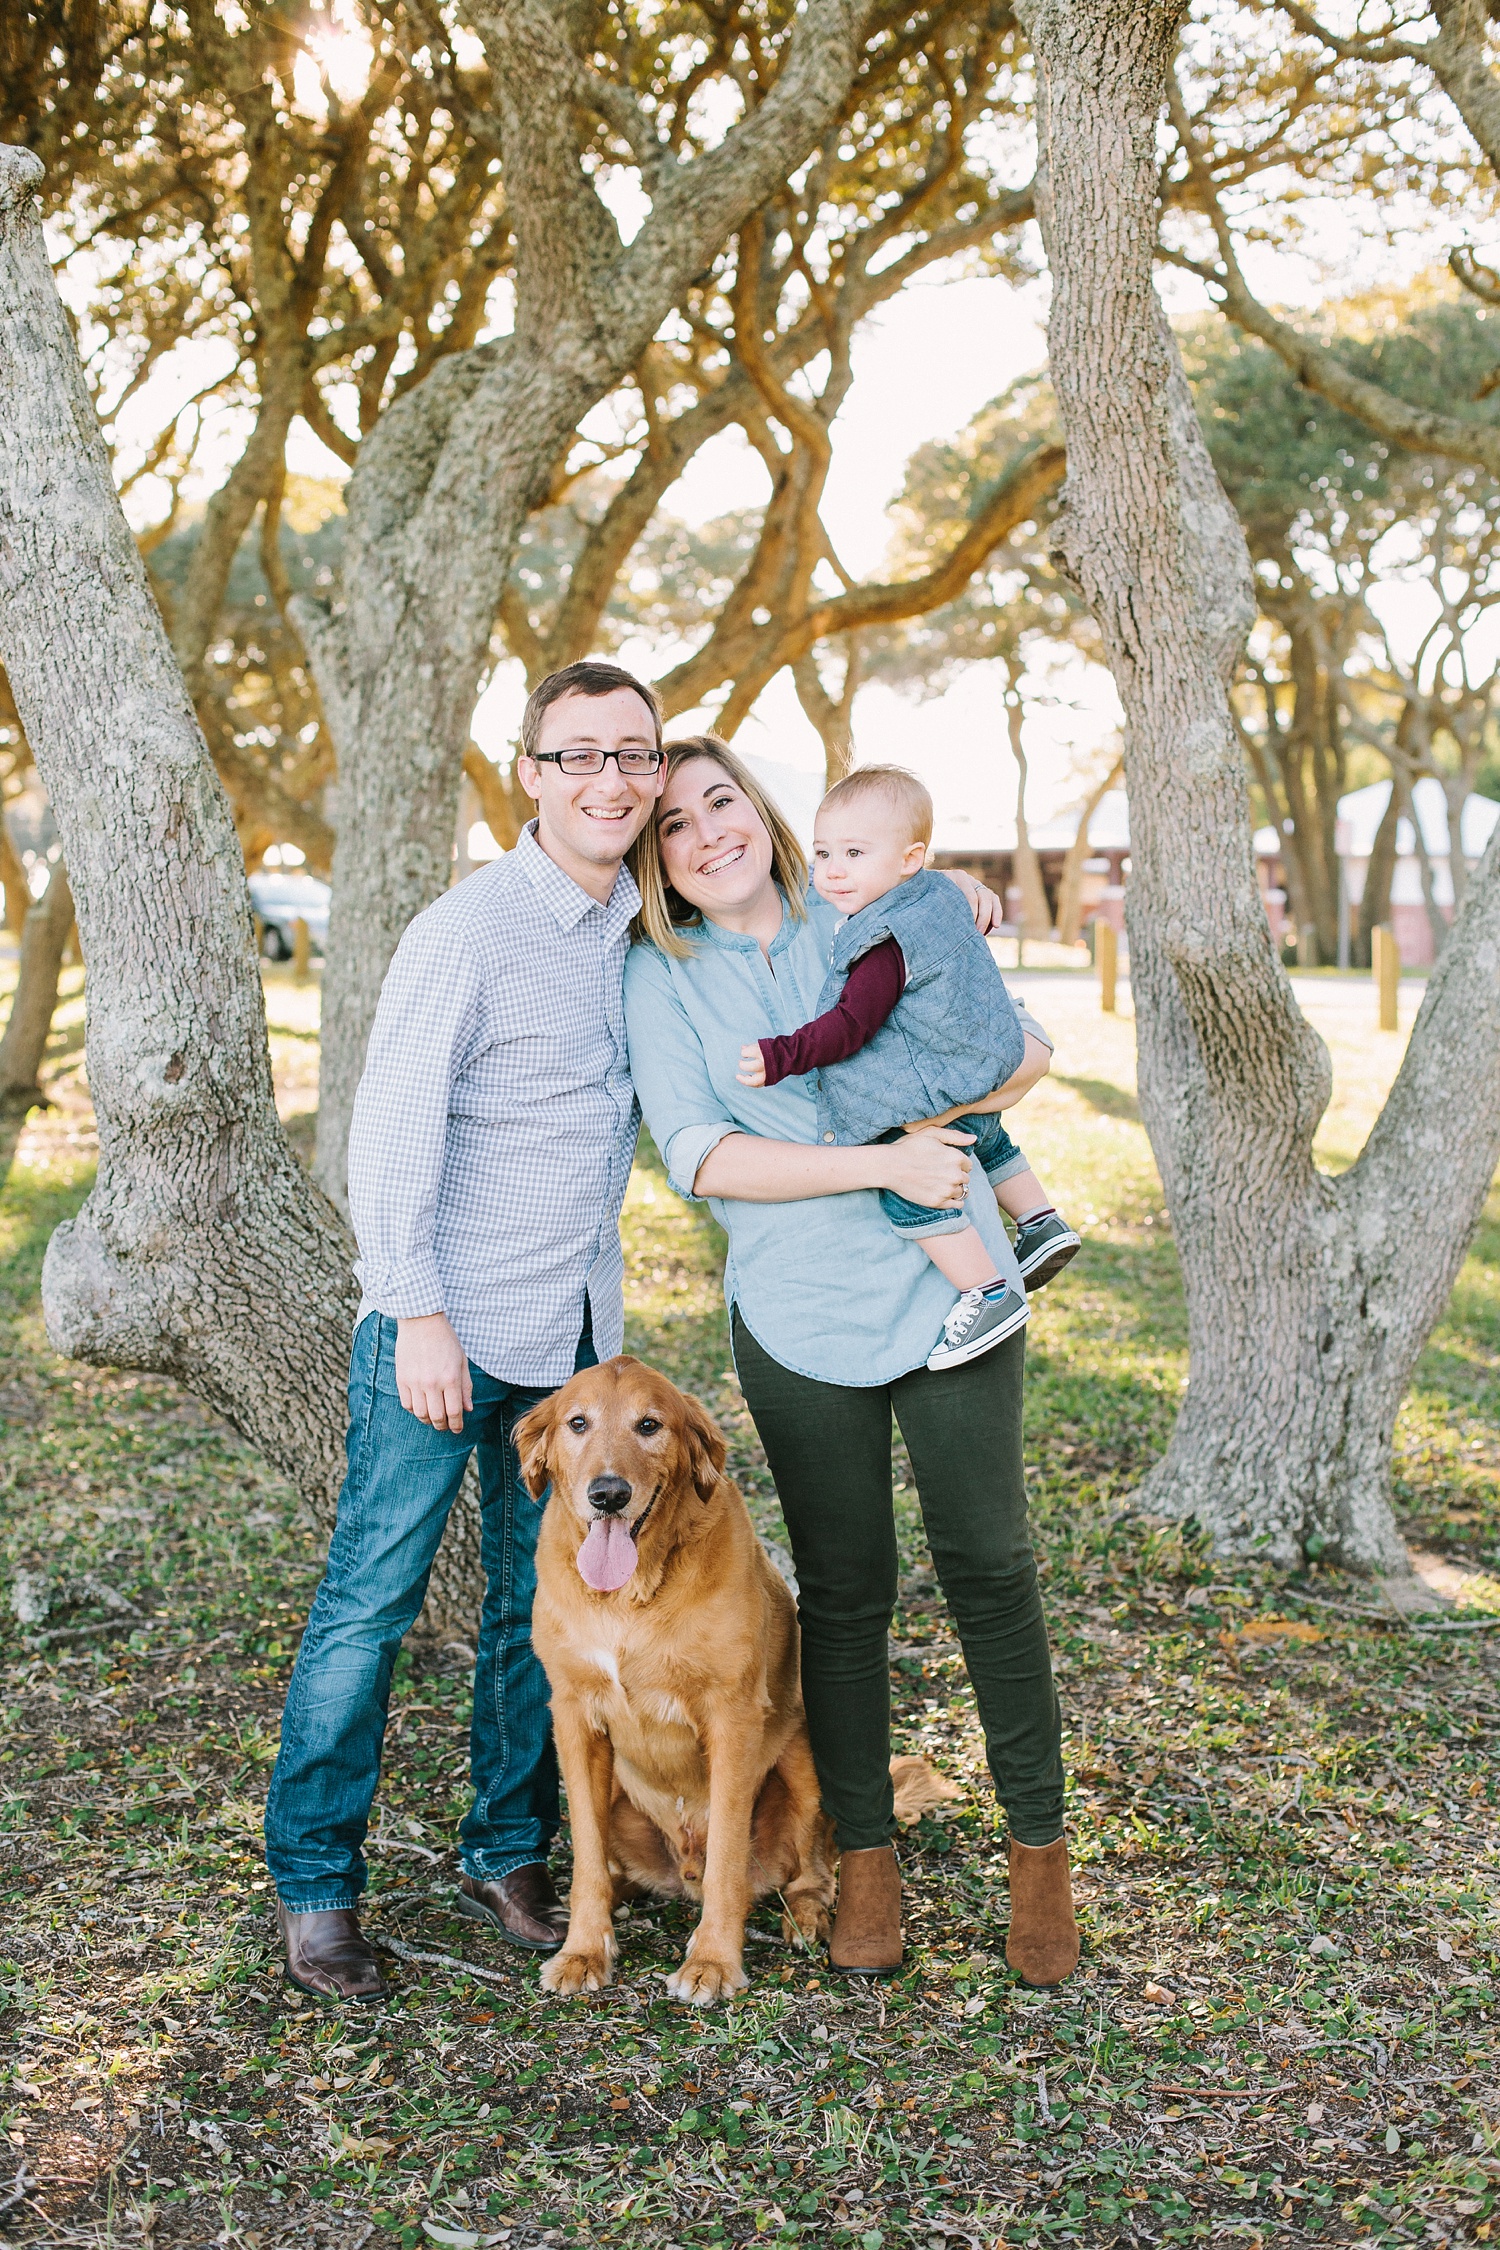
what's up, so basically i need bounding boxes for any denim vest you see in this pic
[810,870,1027,1145]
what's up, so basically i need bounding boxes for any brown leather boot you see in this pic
[277,1903,387,2003]
[456,1864,568,1953]
[1005,1836,1079,1989]
[829,1845,903,1978]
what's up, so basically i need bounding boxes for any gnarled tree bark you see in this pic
[1019,0,1500,1572]
[0,144,358,1519]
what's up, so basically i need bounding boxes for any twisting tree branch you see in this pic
[1166,73,1500,480]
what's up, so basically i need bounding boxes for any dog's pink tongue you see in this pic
[577,1515,638,1592]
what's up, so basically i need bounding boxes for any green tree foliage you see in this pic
[149,478,348,870]
[860,372,1089,696]
[1186,288,1500,963]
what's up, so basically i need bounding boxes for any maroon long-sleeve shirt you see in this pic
[757,936,907,1085]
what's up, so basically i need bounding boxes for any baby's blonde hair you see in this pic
[819,763,933,851]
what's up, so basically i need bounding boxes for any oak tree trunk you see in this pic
[1355,780,1399,969]
[1019,0,1500,1572]
[0,145,359,1520]
[302,0,875,1210]
[0,149,546,1643]
[0,799,32,939]
[0,857,73,1104]
[1055,754,1123,945]
[1008,700,1054,939]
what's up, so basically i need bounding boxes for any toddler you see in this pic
[737,765,1080,1371]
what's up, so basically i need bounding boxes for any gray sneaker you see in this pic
[926,1283,1030,1371]
[1013,1213,1081,1289]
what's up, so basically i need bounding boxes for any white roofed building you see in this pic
[930,788,1132,937]
[1336,778,1500,968]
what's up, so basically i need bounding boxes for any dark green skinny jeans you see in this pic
[731,1309,1064,1852]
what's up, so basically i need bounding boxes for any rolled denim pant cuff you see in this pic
[888,1210,971,1239]
[460,1849,554,1884]
[985,1148,1030,1184]
[275,1890,363,1914]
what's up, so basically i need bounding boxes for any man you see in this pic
[263,658,667,2001]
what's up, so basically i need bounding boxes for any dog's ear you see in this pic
[513,1394,559,1502]
[681,1393,727,1503]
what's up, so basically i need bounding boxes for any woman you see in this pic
[622,736,1078,1988]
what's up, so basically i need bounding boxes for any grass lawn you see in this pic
[1,960,1497,2249]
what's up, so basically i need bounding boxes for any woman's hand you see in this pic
[737,1043,768,1087]
[876,1125,975,1210]
[942,868,1005,934]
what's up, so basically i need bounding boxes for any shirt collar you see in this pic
[680,888,802,957]
[515,819,641,935]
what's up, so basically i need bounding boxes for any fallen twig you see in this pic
[31,1616,138,1647]
[1282,1585,1500,1634]
[1405,1613,1500,1634]
[367,1836,443,1862]
[0,2165,31,2221]
[1154,2083,1280,2101]
[369,1933,515,1988]
[1280,1587,1391,1624]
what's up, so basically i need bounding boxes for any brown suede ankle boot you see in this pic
[1005,1837,1079,1989]
[829,1845,903,1978]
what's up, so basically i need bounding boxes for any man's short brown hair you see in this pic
[520,660,663,760]
[819,763,934,850]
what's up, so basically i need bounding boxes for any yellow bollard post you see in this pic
[1373,923,1398,1032]
[1097,918,1117,1014]
[292,915,310,985]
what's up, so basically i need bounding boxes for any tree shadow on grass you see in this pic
[0,1102,34,1194]
[1055,1072,1141,1123]
[0,1153,92,1328]
[1027,1235,1187,1489]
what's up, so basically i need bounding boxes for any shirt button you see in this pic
[823,1132,835,1143]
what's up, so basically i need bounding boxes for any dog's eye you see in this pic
[636,1416,661,1435]
[566,1414,588,1433]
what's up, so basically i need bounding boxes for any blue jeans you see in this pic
[263,1308,596,1910]
[878,1112,1029,1239]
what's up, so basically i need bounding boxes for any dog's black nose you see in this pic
[586,1474,632,1516]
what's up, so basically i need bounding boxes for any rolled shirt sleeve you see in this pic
[347,915,484,1318]
[623,943,743,1199]
[1010,995,1052,1052]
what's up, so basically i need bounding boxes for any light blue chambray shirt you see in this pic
[348,823,639,1386]
[622,890,1040,1388]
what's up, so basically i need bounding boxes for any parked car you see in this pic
[248,871,331,961]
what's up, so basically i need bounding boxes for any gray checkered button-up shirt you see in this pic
[347,822,640,1386]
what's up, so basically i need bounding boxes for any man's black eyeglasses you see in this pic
[529,747,664,776]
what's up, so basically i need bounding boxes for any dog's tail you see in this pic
[889,1754,962,1827]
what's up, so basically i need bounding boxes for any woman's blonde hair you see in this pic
[630,735,809,957]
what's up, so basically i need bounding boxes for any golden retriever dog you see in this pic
[514,1356,836,2006]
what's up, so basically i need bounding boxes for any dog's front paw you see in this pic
[664,1951,748,2007]
[781,1895,831,1946]
[540,1942,615,1996]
